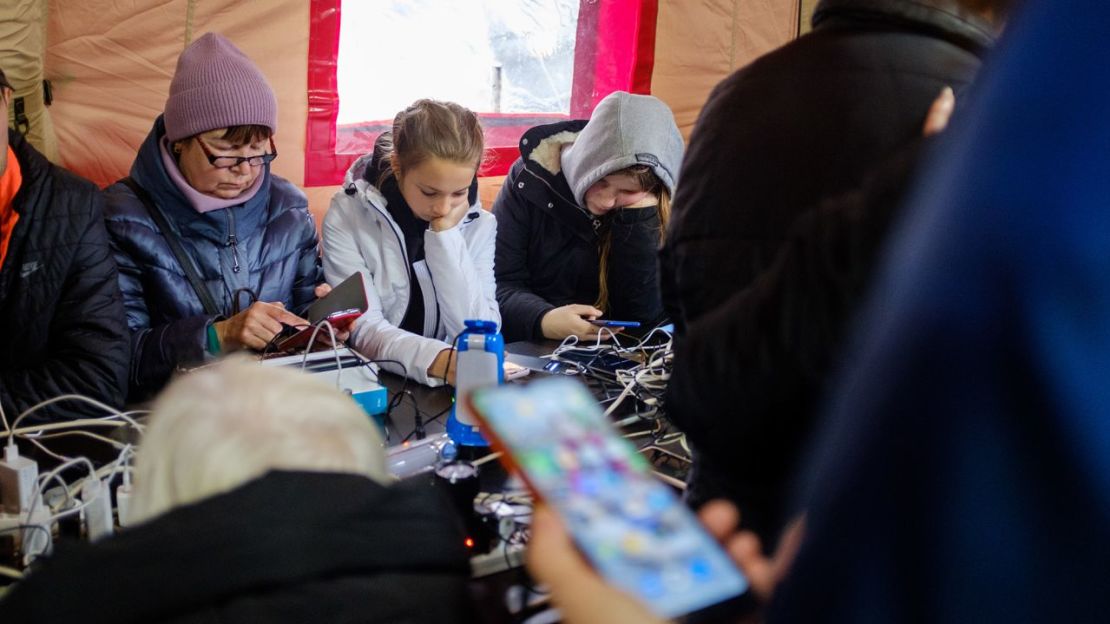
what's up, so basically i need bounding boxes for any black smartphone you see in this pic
[468,377,751,621]
[305,272,368,328]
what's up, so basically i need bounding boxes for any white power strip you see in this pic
[261,348,388,416]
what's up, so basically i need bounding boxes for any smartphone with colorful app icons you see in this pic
[467,377,751,621]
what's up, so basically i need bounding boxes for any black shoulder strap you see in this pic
[121,177,221,316]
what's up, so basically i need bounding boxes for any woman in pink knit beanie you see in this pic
[102,33,330,401]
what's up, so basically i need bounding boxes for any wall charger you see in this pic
[115,483,134,528]
[0,444,39,514]
[81,477,114,542]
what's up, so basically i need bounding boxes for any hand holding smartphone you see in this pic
[276,273,368,351]
[468,378,750,621]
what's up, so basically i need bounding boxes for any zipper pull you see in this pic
[592,218,602,231]
[227,234,241,273]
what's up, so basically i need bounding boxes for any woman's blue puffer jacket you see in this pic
[103,116,321,400]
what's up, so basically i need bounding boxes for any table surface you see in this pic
[375,340,561,447]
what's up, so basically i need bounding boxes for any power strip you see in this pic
[261,348,388,416]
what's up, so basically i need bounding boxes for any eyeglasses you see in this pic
[194,136,278,169]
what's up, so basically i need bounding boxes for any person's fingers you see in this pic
[226,309,281,351]
[732,530,776,601]
[576,325,605,340]
[698,499,741,542]
[526,506,593,586]
[314,283,332,298]
[283,311,310,326]
[567,304,604,318]
[257,302,307,327]
[250,306,287,335]
[527,506,665,624]
[922,86,955,136]
[771,515,806,585]
[251,311,285,335]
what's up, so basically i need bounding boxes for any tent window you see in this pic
[306,0,659,186]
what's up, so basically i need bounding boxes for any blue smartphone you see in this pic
[589,319,641,328]
[468,377,751,621]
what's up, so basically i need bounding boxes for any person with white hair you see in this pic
[127,355,391,522]
[1,359,477,623]
[493,91,684,342]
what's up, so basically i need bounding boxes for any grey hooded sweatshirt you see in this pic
[492,91,684,342]
[560,91,685,207]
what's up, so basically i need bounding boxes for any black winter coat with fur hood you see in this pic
[493,121,667,342]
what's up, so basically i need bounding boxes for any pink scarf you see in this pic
[160,137,264,214]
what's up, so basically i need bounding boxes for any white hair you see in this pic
[129,356,389,524]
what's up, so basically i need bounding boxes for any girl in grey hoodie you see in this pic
[492,91,684,342]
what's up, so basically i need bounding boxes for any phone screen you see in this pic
[470,377,749,620]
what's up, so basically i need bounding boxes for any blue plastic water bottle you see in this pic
[447,319,503,447]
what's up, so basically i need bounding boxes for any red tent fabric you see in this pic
[304,0,659,186]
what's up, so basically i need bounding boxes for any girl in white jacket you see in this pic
[322,100,498,386]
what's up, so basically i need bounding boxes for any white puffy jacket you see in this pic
[323,154,500,385]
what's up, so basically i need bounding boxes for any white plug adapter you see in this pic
[81,477,114,542]
[22,500,52,562]
[115,483,134,528]
[0,444,39,514]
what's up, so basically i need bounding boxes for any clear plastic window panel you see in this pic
[337,0,581,125]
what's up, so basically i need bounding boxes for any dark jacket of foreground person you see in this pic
[494,100,680,342]
[661,0,996,329]
[662,0,997,545]
[0,471,477,623]
[771,0,1110,619]
[0,129,128,422]
[669,143,924,545]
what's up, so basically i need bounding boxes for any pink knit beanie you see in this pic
[163,33,278,142]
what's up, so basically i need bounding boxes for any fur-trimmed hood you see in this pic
[527,128,580,176]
